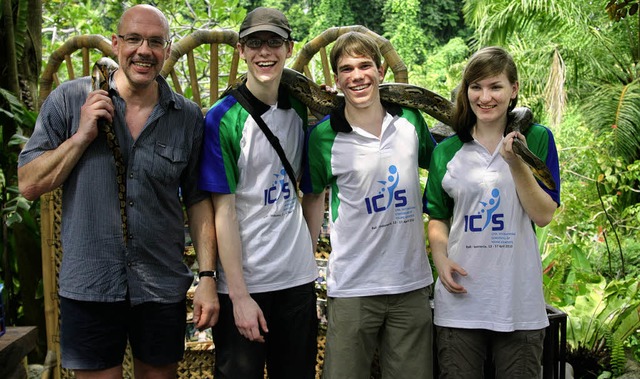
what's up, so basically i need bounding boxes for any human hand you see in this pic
[320,84,338,95]
[500,131,527,166]
[77,90,114,144]
[232,295,268,343]
[434,255,468,294]
[192,277,220,330]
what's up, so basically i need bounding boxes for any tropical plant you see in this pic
[581,13,640,165]
[0,88,39,326]
[562,277,640,377]
[382,0,431,66]
[539,103,640,376]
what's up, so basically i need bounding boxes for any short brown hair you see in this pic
[329,32,382,74]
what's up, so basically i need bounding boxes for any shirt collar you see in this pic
[108,70,181,110]
[329,101,403,133]
[237,82,293,115]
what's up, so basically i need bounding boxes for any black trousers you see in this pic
[213,282,318,379]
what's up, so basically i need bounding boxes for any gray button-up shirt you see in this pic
[19,74,208,305]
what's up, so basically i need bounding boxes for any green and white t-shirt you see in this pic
[425,123,560,331]
[301,104,436,297]
[199,85,318,294]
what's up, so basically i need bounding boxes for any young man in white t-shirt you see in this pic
[301,31,436,378]
[199,7,318,378]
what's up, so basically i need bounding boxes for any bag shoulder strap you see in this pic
[230,89,298,193]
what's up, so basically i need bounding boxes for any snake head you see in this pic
[91,57,119,92]
[506,107,533,134]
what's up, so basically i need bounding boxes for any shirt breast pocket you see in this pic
[152,142,188,184]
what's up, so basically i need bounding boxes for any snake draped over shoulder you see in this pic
[275,68,556,191]
[94,59,555,191]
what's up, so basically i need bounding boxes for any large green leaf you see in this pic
[582,80,640,162]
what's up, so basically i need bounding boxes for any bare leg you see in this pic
[133,358,178,379]
[75,366,123,379]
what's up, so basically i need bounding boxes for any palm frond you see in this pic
[582,80,640,162]
[464,0,591,47]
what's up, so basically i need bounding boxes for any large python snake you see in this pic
[93,60,556,191]
[278,68,556,191]
[92,57,128,244]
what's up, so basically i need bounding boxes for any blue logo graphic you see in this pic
[364,165,407,214]
[463,188,504,232]
[263,168,292,205]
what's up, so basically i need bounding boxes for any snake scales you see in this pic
[92,57,128,244]
[93,59,556,191]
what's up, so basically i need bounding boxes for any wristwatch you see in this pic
[198,270,218,281]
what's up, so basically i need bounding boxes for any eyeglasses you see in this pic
[117,34,171,50]
[242,38,289,49]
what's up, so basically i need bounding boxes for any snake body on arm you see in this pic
[92,57,129,244]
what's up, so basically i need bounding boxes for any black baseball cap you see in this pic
[239,7,292,39]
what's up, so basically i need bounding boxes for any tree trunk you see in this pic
[1,0,20,97]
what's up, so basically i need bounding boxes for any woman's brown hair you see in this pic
[452,46,518,142]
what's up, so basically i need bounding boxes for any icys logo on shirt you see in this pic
[364,165,408,214]
[463,188,504,232]
[263,168,292,205]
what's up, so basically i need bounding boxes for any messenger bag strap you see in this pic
[230,88,298,194]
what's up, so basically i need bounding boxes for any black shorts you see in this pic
[60,296,186,370]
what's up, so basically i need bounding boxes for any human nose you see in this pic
[257,43,273,55]
[137,39,154,53]
[352,68,364,80]
[480,88,491,102]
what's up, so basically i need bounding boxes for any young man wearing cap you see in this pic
[198,7,318,378]
[301,31,437,378]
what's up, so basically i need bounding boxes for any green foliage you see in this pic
[410,37,468,94]
[537,102,640,375]
[349,1,386,33]
[382,0,431,66]
[0,87,37,326]
[563,278,640,349]
[583,80,640,163]
[159,0,245,35]
[594,143,640,226]
[626,332,640,363]
[309,0,356,36]
[6,0,30,61]
[463,0,590,47]
[419,0,470,45]
[43,0,121,40]
[606,329,627,377]
[262,0,316,41]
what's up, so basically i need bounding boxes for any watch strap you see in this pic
[198,270,217,280]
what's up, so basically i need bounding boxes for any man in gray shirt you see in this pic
[18,5,218,378]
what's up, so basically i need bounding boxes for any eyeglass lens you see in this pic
[119,34,169,49]
[245,38,287,48]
